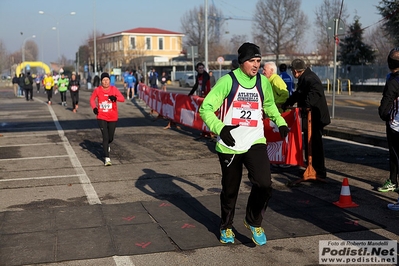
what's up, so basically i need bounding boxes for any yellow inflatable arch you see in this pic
[16,61,51,76]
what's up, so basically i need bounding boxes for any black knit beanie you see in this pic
[237,43,261,64]
[101,72,110,81]
[388,48,399,70]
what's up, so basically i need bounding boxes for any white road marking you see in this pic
[38,99,135,266]
[0,142,62,147]
[339,106,365,110]
[38,98,102,205]
[113,256,136,266]
[0,155,69,161]
[0,174,79,182]
[324,135,388,151]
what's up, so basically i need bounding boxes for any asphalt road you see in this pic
[0,84,398,266]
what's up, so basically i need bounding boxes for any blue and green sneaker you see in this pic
[244,219,267,246]
[220,228,235,244]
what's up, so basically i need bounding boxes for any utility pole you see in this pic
[204,0,208,71]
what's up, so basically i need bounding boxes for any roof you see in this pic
[123,27,183,35]
[99,27,184,39]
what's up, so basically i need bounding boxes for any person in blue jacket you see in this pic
[279,63,294,95]
[126,71,136,100]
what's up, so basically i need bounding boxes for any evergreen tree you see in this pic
[377,0,399,46]
[338,18,376,65]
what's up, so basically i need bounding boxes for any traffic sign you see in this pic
[217,56,224,64]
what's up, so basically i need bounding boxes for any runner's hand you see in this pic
[108,95,117,102]
[220,125,239,147]
[93,107,98,115]
[279,125,289,139]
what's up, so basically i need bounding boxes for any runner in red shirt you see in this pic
[90,72,125,166]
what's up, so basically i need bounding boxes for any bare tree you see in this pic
[229,34,249,54]
[24,40,39,62]
[86,30,105,71]
[128,40,147,71]
[364,25,395,66]
[0,40,7,75]
[253,0,309,64]
[314,0,349,65]
[180,4,225,61]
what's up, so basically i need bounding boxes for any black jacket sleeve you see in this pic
[379,74,399,121]
[188,76,199,96]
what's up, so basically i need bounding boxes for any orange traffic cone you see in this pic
[333,178,359,208]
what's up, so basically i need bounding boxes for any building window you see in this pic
[113,37,118,51]
[158,37,164,50]
[146,37,151,50]
[130,37,136,50]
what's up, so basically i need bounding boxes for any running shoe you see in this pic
[378,179,397,192]
[108,146,110,152]
[220,228,235,244]
[244,219,267,246]
[76,104,78,110]
[388,199,399,211]
[48,101,51,105]
[104,157,112,166]
[73,109,76,113]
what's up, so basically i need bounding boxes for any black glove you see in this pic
[93,107,98,115]
[108,95,117,102]
[220,125,239,147]
[279,125,289,139]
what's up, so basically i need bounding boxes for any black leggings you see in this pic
[217,144,272,229]
[70,91,79,109]
[97,119,117,157]
[60,91,67,102]
[46,88,53,102]
[387,124,399,185]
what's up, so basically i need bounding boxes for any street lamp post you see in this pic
[41,27,57,63]
[93,0,97,74]
[22,35,36,63]
[38,10,76,63]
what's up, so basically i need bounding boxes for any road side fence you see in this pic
[173,64,388,87]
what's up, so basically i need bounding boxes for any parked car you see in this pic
[179,74,195,87]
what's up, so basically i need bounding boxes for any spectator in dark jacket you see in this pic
[24,72,34,101]
[188,62,211,97]
[149,68,158,89]
[12,74,19,97]
[18,73,25,97]
[282,59,331,179]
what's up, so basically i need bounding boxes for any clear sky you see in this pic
[0,0,383,65]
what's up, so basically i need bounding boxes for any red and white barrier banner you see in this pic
[264,109,304,166]
[138,84,304,166]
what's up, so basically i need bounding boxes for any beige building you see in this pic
[88,27,185,71]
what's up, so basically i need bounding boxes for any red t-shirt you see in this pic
[90,85,125,121]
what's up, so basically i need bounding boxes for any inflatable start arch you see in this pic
[16,61,51,76]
